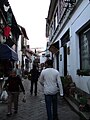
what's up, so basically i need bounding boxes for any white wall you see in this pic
[17,36,22,68]
[70,0,90,93]
[58,0,90,93]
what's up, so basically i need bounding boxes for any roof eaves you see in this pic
[18,25,29,40]
[47,0,58,22]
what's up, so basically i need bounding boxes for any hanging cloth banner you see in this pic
[49,41,59,54]
[3,26,11,38]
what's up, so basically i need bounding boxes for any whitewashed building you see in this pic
[17,25,29,70]
[46,0,90,94]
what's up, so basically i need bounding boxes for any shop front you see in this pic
[0,44,18,94]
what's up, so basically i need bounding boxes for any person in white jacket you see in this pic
[39,59,64,120]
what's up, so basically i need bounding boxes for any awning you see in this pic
[0,44,18,61]
[49,41,59,54]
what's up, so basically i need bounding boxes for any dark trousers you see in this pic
[30,81,37,95]
[7,92,19,113]
[45,94,58,120]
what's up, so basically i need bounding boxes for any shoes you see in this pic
[53,117,59,120]
[7,110,18,116]
[14,110,18,114]
[35,93,37,96]
[30,92,32,96]
[7,112,12,116]
[54,118,59,120]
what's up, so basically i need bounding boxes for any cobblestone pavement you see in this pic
[0,79,81,120]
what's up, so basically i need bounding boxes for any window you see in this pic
[50,22,53,37]
[79,27,90,70]
[54,8,58,30]
[60,0,66,19]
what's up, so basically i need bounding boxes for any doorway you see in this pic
[56,52,59,71]
[64,45,67,76]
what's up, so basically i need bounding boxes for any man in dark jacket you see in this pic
[3,69,25,116]
[29,64,39,96]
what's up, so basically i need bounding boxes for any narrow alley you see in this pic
[0,78,82,120]
[0,0,90,119]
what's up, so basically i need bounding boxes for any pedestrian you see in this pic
[15,64,22,77]
[29,64,39,96]
[39,59,64,120]
[3,69,25,116]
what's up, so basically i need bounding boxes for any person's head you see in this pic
[9,69,16,77]
[45,59,53,68]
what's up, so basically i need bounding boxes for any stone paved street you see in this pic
[0,79,81,120]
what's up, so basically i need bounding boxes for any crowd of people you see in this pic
[1,59,64,120]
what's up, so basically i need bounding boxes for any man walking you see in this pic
[3,69,25,116]
[29,64,39,96]
[39,59,64,120]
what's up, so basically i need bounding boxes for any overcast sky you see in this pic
[8,0,50,51]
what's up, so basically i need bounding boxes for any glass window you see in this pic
[54,8,58,30]
[50,22,53,37]
[79,28,90,70]
[60,0,66,19]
